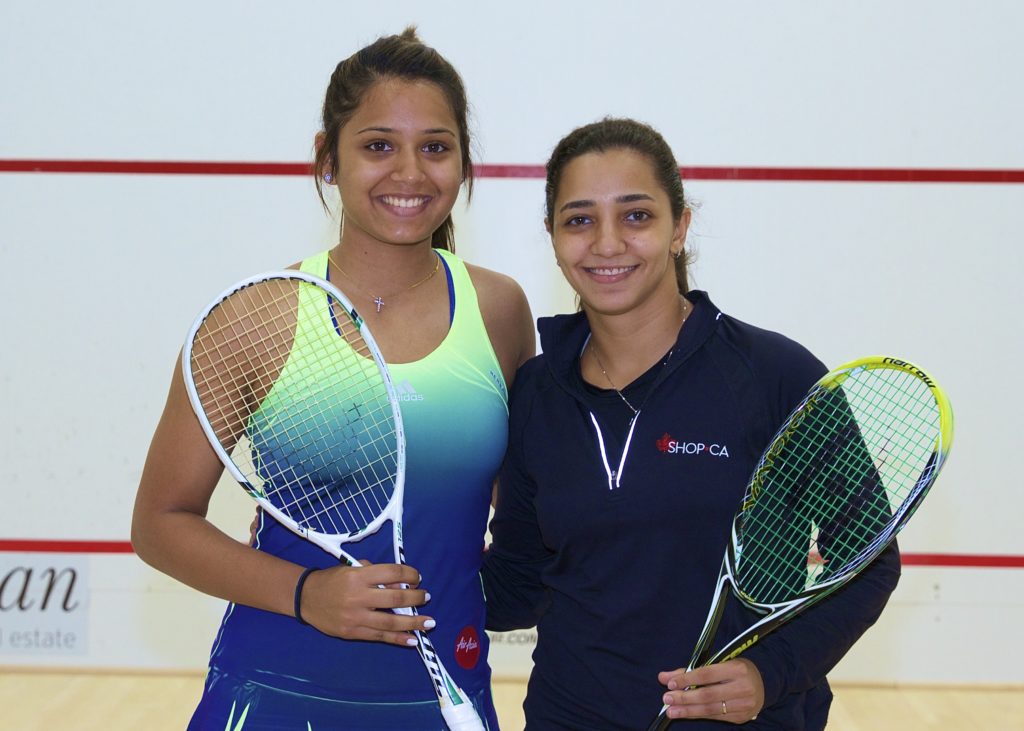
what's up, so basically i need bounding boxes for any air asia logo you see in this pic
[454,625,481,669]
[656,433,730,458]
[394,380,425,402]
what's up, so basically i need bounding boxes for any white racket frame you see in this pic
[182,270,484,731]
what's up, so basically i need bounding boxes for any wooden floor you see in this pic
[1,669,1021,730]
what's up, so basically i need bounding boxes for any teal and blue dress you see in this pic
[188,249,508,731]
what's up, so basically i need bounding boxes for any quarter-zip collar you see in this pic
[537,292,722,490]
[537,291,722,401]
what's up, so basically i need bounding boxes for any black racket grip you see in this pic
[646,708,672,731]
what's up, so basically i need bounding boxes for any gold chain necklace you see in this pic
[589,344,640,414]
[586,297,691,415]
[329,252,439,313]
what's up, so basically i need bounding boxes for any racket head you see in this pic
[731,355,953,609]
[181,270,406,546]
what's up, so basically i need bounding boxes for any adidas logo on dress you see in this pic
[394,380,425,402]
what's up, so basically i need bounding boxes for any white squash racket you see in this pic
[183,270,484,731]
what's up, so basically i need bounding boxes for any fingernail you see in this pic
[406,637,418,646]
[668,680,677,690]
[424,592,431,602]
[663,694,673,705]
[424,619,436,629]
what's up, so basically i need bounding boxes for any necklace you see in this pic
[589,344,640,414]
[586,297,691,415]
[329,253,439,313]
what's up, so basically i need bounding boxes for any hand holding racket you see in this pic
[183,271,485,731]
[648,356,953,730]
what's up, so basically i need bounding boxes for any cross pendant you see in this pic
[374,296,384,312]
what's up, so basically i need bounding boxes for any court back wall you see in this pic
[1,1,1022,685]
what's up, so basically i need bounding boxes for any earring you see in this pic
[672,248,683,260]
[323,172,333,183]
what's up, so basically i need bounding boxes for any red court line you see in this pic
[0,540,1022,568]
[0,159,309,176]
[900,553,1024,568]
[679,166,1024,183]
[2,159,1023,183]
[0,540,135,554]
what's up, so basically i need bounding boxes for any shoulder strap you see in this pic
[299,250,329,277]
[434,248,507,402]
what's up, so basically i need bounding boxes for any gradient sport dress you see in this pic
[187,248,508,731]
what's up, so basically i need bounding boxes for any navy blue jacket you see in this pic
[482,292,900,730]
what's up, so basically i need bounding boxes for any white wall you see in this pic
[1,0,1022,685]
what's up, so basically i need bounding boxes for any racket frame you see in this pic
[647,355,953,731]
[182,270,406,558]
[182,270,484,731]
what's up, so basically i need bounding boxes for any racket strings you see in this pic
[746,406,889,585]
[191,283,297,430]
[190,278,400,538]
[250,374,395,531]
[248,313,397,536]
[735,366,941,604]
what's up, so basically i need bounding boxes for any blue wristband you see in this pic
[294,567,319,625]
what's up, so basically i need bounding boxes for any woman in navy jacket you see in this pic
[482,118,900,730]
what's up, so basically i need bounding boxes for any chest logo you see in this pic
[656,433,730,458]
[488,369,508,399]
[454,625,481,670]
[394,380,425,402]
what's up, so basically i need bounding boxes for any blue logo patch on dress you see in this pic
[488,369,507,399]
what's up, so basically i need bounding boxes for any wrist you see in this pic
[294,567,319,625]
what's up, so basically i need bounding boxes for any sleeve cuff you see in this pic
[742,643,787,707]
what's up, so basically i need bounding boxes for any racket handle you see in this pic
[645,704,672,731]
[440,700,486,731]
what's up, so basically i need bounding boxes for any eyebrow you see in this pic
[355,126,456,136]
[558,193,655,214]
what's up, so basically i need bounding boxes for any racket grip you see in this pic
[645,704,672,731]
[440,701,486,731]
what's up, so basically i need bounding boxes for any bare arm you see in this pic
[132,357,296,610]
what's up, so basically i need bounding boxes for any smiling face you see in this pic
[332,78,464,250]
[548,148,689,317]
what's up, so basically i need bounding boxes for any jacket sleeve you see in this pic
[481,377,554,631]
[743,543,901,705]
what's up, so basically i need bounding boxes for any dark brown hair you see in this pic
[313,27,473,251]
[545,117,692,293]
